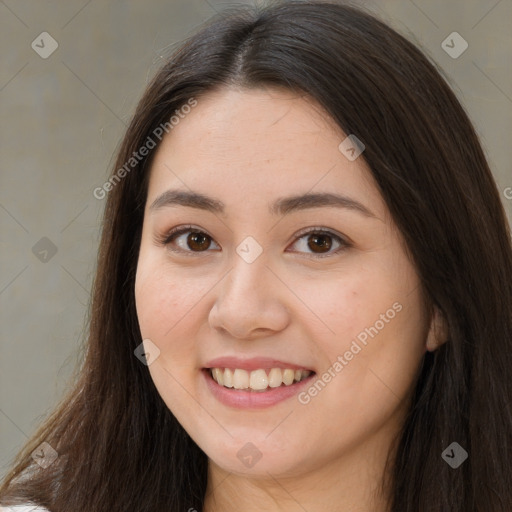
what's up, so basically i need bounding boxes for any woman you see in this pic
[1,1,511,511]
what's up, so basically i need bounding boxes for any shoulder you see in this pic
[0,505,50,511]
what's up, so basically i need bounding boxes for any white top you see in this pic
[0,506,50,511]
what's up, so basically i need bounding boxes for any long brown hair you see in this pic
[2,1,511,510]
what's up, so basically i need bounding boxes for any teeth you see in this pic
[268,368,282,388]
[210,367,313,391]
[233,368,249,389]
[223,368,233,388]
[212,368,224,386]
[281,368,294,385]
[249,369,268,390]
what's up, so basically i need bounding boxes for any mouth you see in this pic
[203,367,316,393]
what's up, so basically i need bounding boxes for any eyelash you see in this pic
[155,224,350,259]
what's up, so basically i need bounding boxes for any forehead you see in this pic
[160,86,339,157]
[146,86,384,219]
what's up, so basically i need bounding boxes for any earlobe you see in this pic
[426,306,449,352]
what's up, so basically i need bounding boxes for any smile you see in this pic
[209,367,313,392]
[202,366,317,409]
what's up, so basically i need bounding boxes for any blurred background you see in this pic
[1,0,511,479]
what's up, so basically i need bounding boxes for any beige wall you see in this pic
[1,0,511,478]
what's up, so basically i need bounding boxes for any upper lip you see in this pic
[204,356,314,372]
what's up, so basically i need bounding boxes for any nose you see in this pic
[208,253,290,340]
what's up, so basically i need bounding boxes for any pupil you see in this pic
[308,234,331,253]
[188,232,210,251]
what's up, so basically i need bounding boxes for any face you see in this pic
[135,86,433,478]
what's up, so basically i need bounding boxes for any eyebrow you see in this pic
[149,189,376,218]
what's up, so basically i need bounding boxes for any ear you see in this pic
[426,305,449,352]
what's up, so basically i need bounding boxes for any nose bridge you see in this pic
[221,231,268,292]
[209,241,289,338]
[223,241,271,304]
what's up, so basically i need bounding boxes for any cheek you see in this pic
[134,262,204,410]
[135,271,177,338]
[135,256,200,338]
[298,263,426,401]
[329,298,425,409]
[297,268,391,344]
[134,257,221,377]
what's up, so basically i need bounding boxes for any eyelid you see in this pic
[155,224,219,257]
[291,225,350,244]
[287,226,350,258]
[156,224,350,258]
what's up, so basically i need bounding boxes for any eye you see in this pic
[156,225,349,258]
[287,227,349,258]
[157,225,220,256]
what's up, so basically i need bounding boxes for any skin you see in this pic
[134,86,447,512]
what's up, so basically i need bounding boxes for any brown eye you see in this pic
[161,226,220,255]
[186,232,211,251]
[289,228,348,258]
[307,233,333,253]
[160,226,348,258]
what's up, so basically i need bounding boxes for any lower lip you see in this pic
[202,369,316,409]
